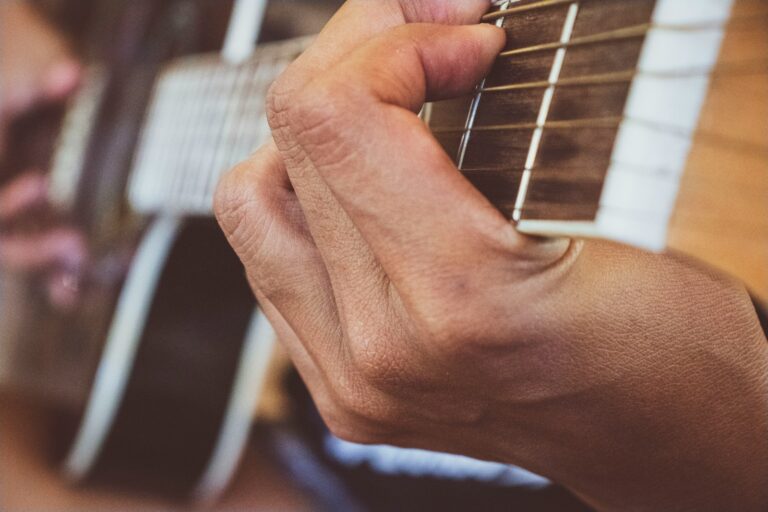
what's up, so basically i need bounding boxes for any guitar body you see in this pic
[4,1,332,503]
[0,0,272,502]
[64,219,257,498]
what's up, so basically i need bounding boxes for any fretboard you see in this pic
[128,36,312,215]
[428,0,768,298]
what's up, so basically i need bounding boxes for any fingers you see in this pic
[215,142,343,360]
[0,227,87,274]
[0,172,48,222]
[281,24,567,295]
[0,2,81,117]
[265,3,497,316]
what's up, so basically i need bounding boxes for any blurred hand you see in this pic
[215,1,768,511]
[0,1,85,309]
[0,1,81,152]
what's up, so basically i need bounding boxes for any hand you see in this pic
[215,1,768,510]
[0,172,87,309]
[0,1,81,154]
[0,2,85,309]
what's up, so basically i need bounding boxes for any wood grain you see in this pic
[668,0,768,301]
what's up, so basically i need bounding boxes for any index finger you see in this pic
[284,24,570,292]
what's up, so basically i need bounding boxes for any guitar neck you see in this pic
[428,0,768,300]
[128,36,312,216]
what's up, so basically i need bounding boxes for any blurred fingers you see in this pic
[0,172,48,222]
[0,227,86,274]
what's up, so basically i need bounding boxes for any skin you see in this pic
[214,1,768,511]
[0,0,86,308]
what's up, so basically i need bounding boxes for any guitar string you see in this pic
[478,2,768,228]
[483,0,767,23]
[460,162,768,197]
[479,60,768,95]
[498,15,768,59]
[431,113,768,158]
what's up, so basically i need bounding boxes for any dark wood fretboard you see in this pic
[427,0,753,253]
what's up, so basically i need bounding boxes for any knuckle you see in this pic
[214,161,255,238]
[215,161,259,232]
[288,80,348,154]
[214,158,274,263]
[269,71,356,170]
[265,71,297,131]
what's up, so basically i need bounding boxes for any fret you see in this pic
[206,65,250,208]
[456,1,512,169]
[179,68,218,209]
[191,68,234,209]
[517,0,737,250]
[513,2,581,221]
[432,96,474,166]
[508,0,655,220]
[428,0,756,281]
[128,36,311,215]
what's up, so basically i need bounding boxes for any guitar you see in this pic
[106,0,767,506]
[0,0,287,502]
[427,0,767,303]
[3,0,764,507]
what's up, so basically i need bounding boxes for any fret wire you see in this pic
[455,1,511,169]
[432,116,622,134]
[513,1,580,222]
[192,66,226,205]
[231,56,272,163]
[190,68,230,208]
[174,66,214,206]
[195,65,240,209]
[206,59,263,208]
[204,62,253,208]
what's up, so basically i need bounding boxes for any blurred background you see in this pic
[0,1,593,510]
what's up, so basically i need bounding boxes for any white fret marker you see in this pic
[513,1,580,222]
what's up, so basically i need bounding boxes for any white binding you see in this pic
[63,216,181,480]
[193,310,276,502]
[520,0,734,252]
[193,0,273,502]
